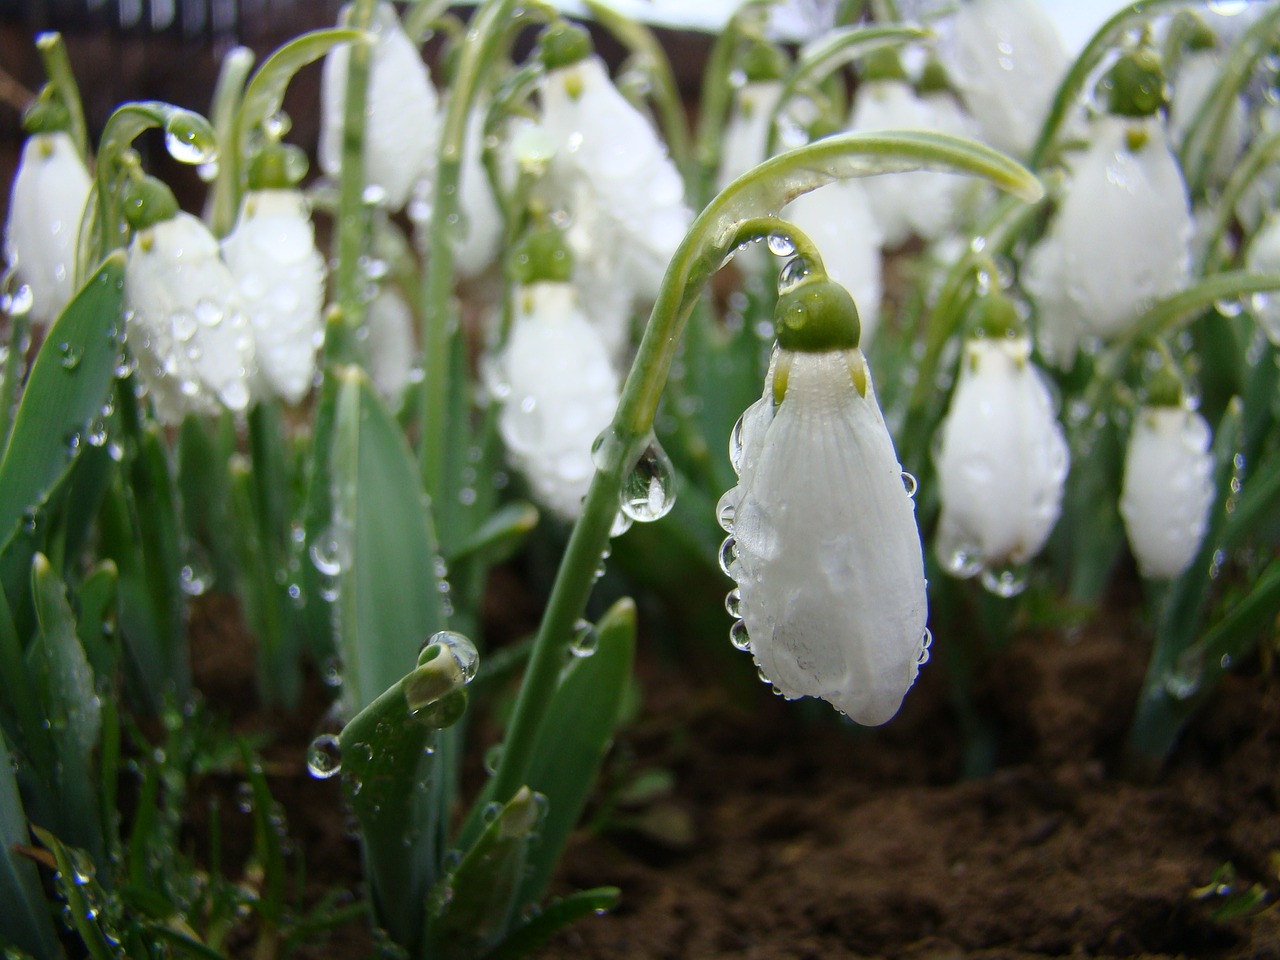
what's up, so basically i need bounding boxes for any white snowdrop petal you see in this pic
[1169,51,1246,188]
[4,132,93,325]
[125,212,256,424]
[1120,406,1215,580]
[935,337,1068,574]
[495,283,620,520]
[1245,214,1280,346]
[365,286,416,410]
[717,81,785,192]
[944,0,1068,158]
[319,1,438,210]
[730,351,927,725]
[222,189,325,404]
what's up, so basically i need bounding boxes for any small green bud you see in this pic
[248,142,309,190]
[965,289,1025,340]
[1103,47,1168,118]
[862,47,908,84]
[775,275,861,353]
[21,86,70,135]
[740,38,790,83]
[917,57,952,96]
[538,21,593,72]
[511,223,574,284]
[121,175,180,231]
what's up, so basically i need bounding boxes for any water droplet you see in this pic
[724,588,741,619]
[620,441,676,522]
[310,525,346,576]
[163,111,218,165]
[58,341,83,370]
[481,801,502,824]
[718,536,739,577]
[777,257,812,295]
[729,415,746,475]
[421,630,479,683]
[610,510,633,538]
[85,419,109,447]
[716,491,737,533]
[483,743,504,775]
[5,283,34,317]
[766,233,796,257]
[178,553,211,596]
[1215,297,1244,318]
[1163,649,1203,700]
[917,627,933,665]
[901,472,918,498]
[64,431,81,459]
[570,619,598,658]
[981,563,1027,598]
[362,184,388,207]
[729,619,751,652]
[306,734,342,779]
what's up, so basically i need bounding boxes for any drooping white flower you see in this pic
[1245,213,1280,346]
[1119,404,1214,580]
[4,131,92,325]
[364,285,417,411]
[222,189,325,404]
[848,77,977,246]
[491,282,620,520]
[125,212,256,424]
[717,80,784,192]
[538,53,691,347]
[780,181,883,342]
[943,0,1068,158]
[719,275,928,725]
[1169,50,1246,189]
[1023,115,1192,367]
[934,334,1068,586]
[319,1,438,210]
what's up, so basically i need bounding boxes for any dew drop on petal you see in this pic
[981,563,1027,598]
[718,536,739,578]
[306,734,342,779]
[716,491,737,533]
[729,618,751,652]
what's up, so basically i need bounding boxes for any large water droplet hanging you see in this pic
[981,562,1027,598]
[570,619,598,658]
[4,283,34,318]
[716,491,737,533]
[610,510,633,538]
[620,440,676,522]
[718,536,739,578]
[729,619,751,652]
[163,111,218,165]
[421,630,479,683]
[917,627,933,665]
[766,233,796,257]
[777,256,812,295]
[306,734,342,779]
[729,414,746,475]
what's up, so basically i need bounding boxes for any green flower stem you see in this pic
[332,0,377,360]
[489,131,1043,806]
[35,32,88,161]
[402,0,453,42]
[208,47,256,239]
[418,0,526,500]
[1028,0,1186,170]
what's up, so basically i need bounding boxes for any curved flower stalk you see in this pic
[848,67,979,246]
[719,266,927,725]
[4,131,92,326]
[942,0,1068,159]
[222,189,325,404]
[934,303,1068,593]
[491,282,620,520]
[125,208,256,424]
[319,1,438,211]
[1023,114,1192,368]
[537,39,692,351]
[1119,403,1214,580]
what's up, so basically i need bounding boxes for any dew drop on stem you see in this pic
[306,733,342,779]
[621,440,676,522]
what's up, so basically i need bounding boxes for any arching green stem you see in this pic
[35,33,88,162]
[487,131,1043,806]
[1204,129,1280,272]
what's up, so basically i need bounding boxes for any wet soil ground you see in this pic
[189,582,1280,960]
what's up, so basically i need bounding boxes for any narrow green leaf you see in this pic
[0,583,53,777]
[447,501,539,568]
[482,887,620,960]
[29,553,103,863]
[0,254,124,555]
[75,562,118,683]
[517,598,636,910]
[32,826,116,960]
[239,28,363,145]
[0,732,61,959]
[330,365,447,714]
[237,743,286,925]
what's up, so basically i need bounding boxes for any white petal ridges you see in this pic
[848,80,977,246]
[222,190,325,404]
[722,350,928,726]
[1024,116,1192,362]
[934,336,1068,580]
[539,55,691,322]
[781,181,883,342]
[493,283,620,521]
[125,212,256,424]
[1120,405,1215,580]
[944,0,1068,158]
[319,1,438,210]
[4,132,92,325]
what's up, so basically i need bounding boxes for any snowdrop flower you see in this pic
[943,0,1068,158]
[364,285,416,411]
[536,24,691,347]
[848,54,978,246]
[1169,48,1246,189]
[1119,402,1214,580]
[4,130,92,325]
[125,203,256,424]
[1024,113,1192,367]
[934,298,1068,592]
[320,1,438,210]
[222,189,325,404]
[491,282,619,521]
[718,268,928,725]
[1246,214,1280,346]
[717,80,785,192]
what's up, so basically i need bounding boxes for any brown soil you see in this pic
[188,586,1280,960]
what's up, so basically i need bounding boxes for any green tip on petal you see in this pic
[511,223,574,284]
[538,21,593,72]
[21,86,70,135]
[965,290,1025,340]
[775,275,861,354]
[862,47,908,84]
[1102,46,1168,118]
[122,175,180,231]
[917,57,952,96]
[741,38,790,83]
[248,142,309,189]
